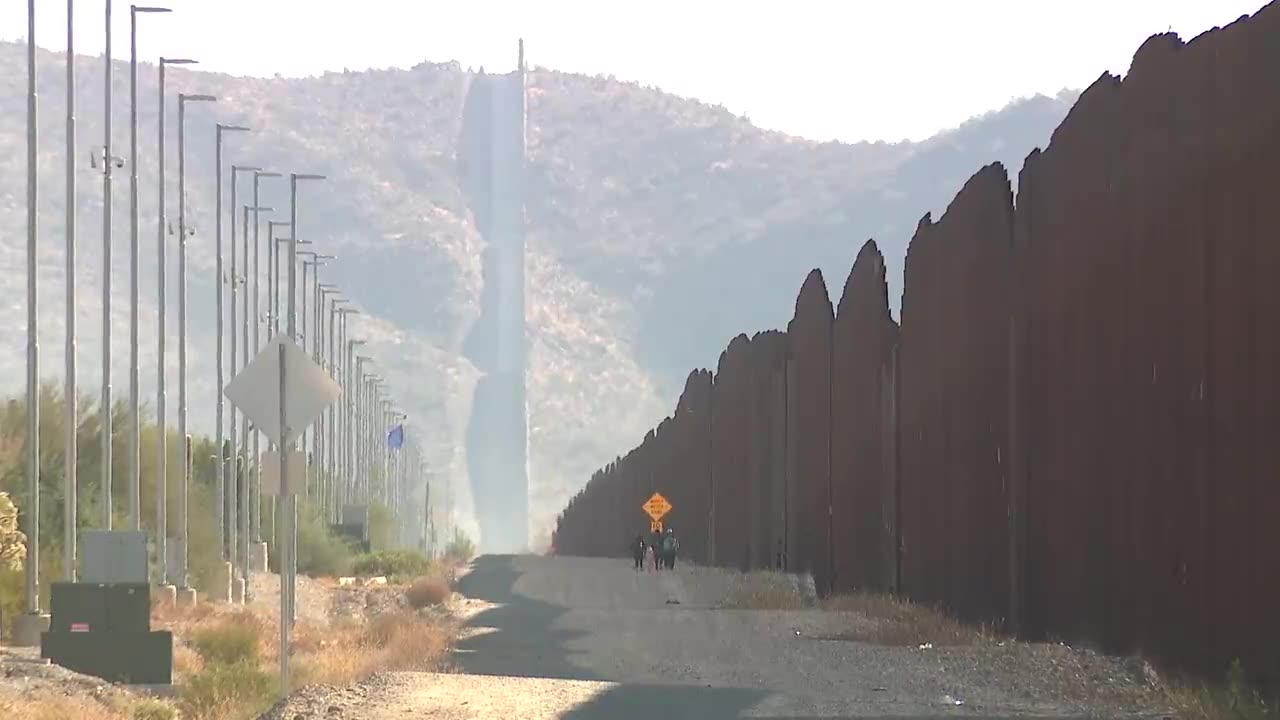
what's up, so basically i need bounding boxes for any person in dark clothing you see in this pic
[650,531,663,570]
[661,528,679,570]
[632,534,646,570]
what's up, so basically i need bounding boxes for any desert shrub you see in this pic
[819,592,991,646]
[129,699,177,720]
[721,572,805,610]
[293,500,355,576]
[352,549,430,578]
[178,661,276,720]
[405,575,450,609]
[190,619,260,666]
[364,612,449,670]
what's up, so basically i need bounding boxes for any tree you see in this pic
[0,491,26,572]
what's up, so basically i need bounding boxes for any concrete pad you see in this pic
[10,613,50,647]
[250,543,269,573]
[175,587,198,608]
[155,584,177,606]
[338,577,357,586]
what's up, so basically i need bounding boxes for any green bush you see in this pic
[178,661,276,720]
[445,529,476,562]
[352,549,430,578]
[367,503,393,551]
[191,621,260,666]
[293,499,355,577]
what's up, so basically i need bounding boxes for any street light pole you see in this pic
[214,125,249,561]
[155,56,196,585]
[359,366,375,506]
[345,337,366,510]
[101,0,116,532]
[315,284,338,511]
[129,4,172,533]
[250,171,279,551]
[229,163,259,588]
[280,172,325,683]
[24,0,40,619]
[243,201,273,548]
[268,221,291,335]
[176,91,216,592]
[327,299,347,518]
[353,357,368,503]
[64,0,77,582]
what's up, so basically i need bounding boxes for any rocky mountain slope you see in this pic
[0,42,1073,541]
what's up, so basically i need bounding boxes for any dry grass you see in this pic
[7,570,456,720]
[366,612,451,671]
[819,592,993,647]
[405,575,451,608]
[0,692,176,720]
[719,571,805,610]
[720,573,992,647]
[172,643,204,675]
[150,598,218,627]
[0,694,122,720]
[292,611,449,687]
[1159,661,1276,720]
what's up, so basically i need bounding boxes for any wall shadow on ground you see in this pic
[560,683,771,720]
[452,554,599,680]
[451,556,775,719]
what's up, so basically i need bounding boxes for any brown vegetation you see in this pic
[818,593,992,647]
[719,571,804,611]
[405,576,451,609]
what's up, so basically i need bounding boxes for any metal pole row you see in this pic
[17,6,439,647]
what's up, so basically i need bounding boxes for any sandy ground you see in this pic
[259,555,1177,719]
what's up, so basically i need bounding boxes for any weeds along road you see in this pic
[289,555,1174,719]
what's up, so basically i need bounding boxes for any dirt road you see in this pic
[278,555,1172,719]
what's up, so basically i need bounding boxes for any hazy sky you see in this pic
[2,0,1270,142]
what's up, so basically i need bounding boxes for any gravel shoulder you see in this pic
[278,554,1176,719]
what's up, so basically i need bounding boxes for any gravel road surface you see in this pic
[269,554,1174,719]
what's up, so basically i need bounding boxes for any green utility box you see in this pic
[48,582,150,634]
[332,523,371,553]
[42,582,173,685]
[41,630,173,685]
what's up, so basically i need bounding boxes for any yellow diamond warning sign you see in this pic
[642,492,672,522]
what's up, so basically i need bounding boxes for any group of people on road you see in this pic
[632,528,680,571]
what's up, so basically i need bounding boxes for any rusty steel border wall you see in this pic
[550,4,1280,689]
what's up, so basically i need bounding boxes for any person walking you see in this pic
[632,533,646,570]
[662,528,680,570]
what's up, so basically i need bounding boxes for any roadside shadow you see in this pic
[452,554,602,680]
[560,682,772,720]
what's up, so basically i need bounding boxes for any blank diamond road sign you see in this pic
[224,334,341,446]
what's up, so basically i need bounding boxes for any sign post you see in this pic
[224,334,339,693]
